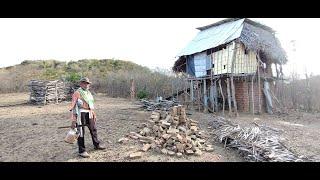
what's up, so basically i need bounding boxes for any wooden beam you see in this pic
[203,79,208,113]
[218,79,225,116]
[226,78,232,116]
[214,80,218,112]
[55,83,58,104]
[257,53,262,114]
[210,73,215,112]
[230,41,238,117]
[190,80,194,110]
[251,75,255,115]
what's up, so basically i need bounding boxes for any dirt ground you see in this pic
[0,93,242,162]
[0,93,318,162]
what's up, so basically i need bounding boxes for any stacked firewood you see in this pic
[29,80,69,105]
[122,105,213,158]
[139,99,179,111]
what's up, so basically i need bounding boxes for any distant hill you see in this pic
[0,59,182,99]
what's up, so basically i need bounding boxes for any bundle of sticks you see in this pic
[210,116,307,162]
[139,99,179,111]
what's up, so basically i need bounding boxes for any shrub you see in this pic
[137,89,149,99]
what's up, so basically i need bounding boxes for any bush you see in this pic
[137,89,149,99]
[66,72,82,83]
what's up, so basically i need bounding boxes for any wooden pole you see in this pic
[130,78,135,101]
[190,80,194,110]
[203,79,208,113]
[55,82,58,104]
[43,85,47,105]
[218,79,225,116]
[184,79,187,105]
[210,75,215,112]
[226,78,232,116]
[230,41,238,117]
[251,75,255,115]
[214,79,218,112]
[198,81,201,112]
[257,54,262,114]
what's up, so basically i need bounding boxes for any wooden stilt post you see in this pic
[197,81,201,112]
[226,78,232,116]
[251,75,255,115]
[218,79,225,116]
[257,54,262,114]
[190,79,194,110]
[210,76,215,112]
[230,41,238,117]
[203,79,208,113]
[214,79,218,112]
[184,79,187,105]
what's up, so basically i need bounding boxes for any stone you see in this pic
[197,139,206,144]
[161,148,168,155]
[129,152,142,159]
[207,126,212,129]
[185,149,194,155]
[118,138,129,143]
[159,126,164,132]
[142,144,152,152]
[176,152,183,157]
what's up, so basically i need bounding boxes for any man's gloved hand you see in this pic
[71,121,77,129]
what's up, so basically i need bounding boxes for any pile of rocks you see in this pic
[122,105,213,158]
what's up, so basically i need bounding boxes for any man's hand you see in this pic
[71,121,76,129]
[93,112,97,122]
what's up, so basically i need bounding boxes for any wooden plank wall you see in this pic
[212,42,257,75]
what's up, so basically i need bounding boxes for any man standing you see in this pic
[69,77,105,158]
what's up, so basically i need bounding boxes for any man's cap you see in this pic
[79,77,92,84]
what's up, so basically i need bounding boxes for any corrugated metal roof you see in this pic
[176,18,245,57]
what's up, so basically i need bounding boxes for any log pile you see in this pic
[139,99,179,111]
[124,105,213,158]
[29,80,69,105]
[209,116,307,162]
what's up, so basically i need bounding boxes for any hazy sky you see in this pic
[0,18,318,77]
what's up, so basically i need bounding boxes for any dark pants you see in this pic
[77,112,100,153]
